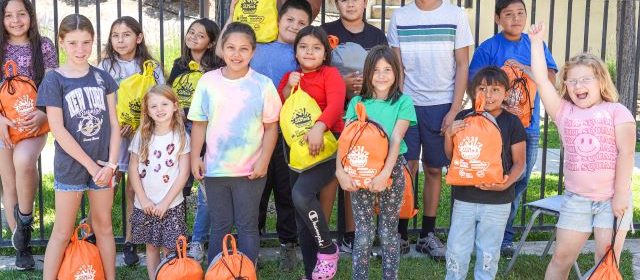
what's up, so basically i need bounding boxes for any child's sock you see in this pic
[419,216,436,238]
[18,210,33,225]
[318,243,337,254]
[398,219,409,240]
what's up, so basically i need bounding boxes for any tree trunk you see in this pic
[615,0,637,118]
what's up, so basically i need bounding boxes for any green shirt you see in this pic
[344,94,417,154]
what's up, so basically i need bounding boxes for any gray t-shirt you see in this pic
[36,66,119,185]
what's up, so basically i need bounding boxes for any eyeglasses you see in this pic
[564,76,596,87]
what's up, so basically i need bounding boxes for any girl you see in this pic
[96,16,165,266]
[188,22,281,265]
[443,66,526,280]
[37,14,120,280]
[529,23,636,280]
[128,85,190,280]
[277,26,346,280]
[166,18,224,261]
[335,45,416,280]
[0,0,57,270]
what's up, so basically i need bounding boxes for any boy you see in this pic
[320,0,387,253]
[249,0,313,271]
[387,0,473,258]
[468,0,557,256]
[444,66,526,280]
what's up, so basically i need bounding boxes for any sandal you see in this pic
[311,244,339,280]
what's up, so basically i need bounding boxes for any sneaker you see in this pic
[399,238,410,255]
[188,241,205,262]
[15,247,35,270]
[12,205,32,252]
[123,242,140,266]
[338,237,353,253]
[415,233,446,260]
[279,243,298,272]
[501,242,515,257]
[311,243,339,280]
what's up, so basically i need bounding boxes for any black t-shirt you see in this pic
[451,109,526,204]
[321,20,387,50]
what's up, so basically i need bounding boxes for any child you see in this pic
[250,0,312,271]
[96,15,165,266]
[387,0,473,258]
[166,17,224,262]
[37,14,120,280]
[321,0,388,253]
[468,0,558,255]
[443,66,526,280]
[128,85,190,280]
[336,45,416,280]
[188,22,281,265]
[277,26,346,280]
[0,0,57,269]
[528,23,635,280]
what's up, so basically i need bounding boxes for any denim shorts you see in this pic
[404,104,451,168]
[54,179,113,192]
[556,191,634,233]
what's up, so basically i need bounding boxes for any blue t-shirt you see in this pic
[250,41,297,88]
[469,32,558,135]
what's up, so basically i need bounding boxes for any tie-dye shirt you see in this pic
[188,68,282,177]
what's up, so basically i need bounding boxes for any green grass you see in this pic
[0,250,634,279]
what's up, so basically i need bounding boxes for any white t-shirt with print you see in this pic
[129,131,190,209]
[387,2,474,106]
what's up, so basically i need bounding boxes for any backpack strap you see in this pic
[3,60,17,78]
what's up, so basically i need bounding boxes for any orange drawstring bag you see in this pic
[445,92,507,186]
[588,216,623,280]
[57,223,105,280]
[155,235,204,280]
[205,234,257,280]
[502,62,537,128]
[0,60,49,144]
[338,102,390,189]
[398,164,418,219]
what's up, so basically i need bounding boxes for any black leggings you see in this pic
[290,159,336,278]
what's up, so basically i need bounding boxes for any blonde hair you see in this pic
[558,53,618,103]
[137,85,187,161]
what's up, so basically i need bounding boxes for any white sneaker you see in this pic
[188,241,205,262]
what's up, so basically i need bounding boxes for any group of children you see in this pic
[0,0,634,279]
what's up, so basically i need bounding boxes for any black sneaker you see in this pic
[501,242,515,257]
[123,242,140,266]
[12,205,32,252]
[339,237,353,253]
[15,247,35,270]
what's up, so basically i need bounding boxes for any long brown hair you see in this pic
[360,45,403,103]
[102,16,157,76]
[137,85,187,161]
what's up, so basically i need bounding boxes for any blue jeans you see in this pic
[191,185,210,243]
[503,132,539,245]
[445,200,511,280]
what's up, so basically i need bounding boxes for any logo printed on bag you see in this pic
[12,95,35,132]
[74,264,96,280]
[453,136,490,179]
[347,146,369,167]
[240,0,258,13]
[175,83,195,104]
[291,108,312,127]
[458,136,482,160]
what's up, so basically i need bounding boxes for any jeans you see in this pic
[445,200,511,280]
[191,185,210,243]
[503,132,539,245]
[205,176,266,264]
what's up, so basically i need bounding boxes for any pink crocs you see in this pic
[311,244,339,280]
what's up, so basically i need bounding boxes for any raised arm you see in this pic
[529,23,562,120]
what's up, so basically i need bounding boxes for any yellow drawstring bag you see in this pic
[280,85,338,172]
[233,0,278,43]
[171,61,203,109]
[116,60,159,130]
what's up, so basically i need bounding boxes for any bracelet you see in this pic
[97,160,118,171]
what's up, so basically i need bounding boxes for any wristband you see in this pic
[97,160,118,171]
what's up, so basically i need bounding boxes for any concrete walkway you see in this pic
[0,239,639,278]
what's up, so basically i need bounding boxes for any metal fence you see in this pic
[0,0,638,247]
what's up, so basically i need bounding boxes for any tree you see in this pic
[615,0,637,120]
